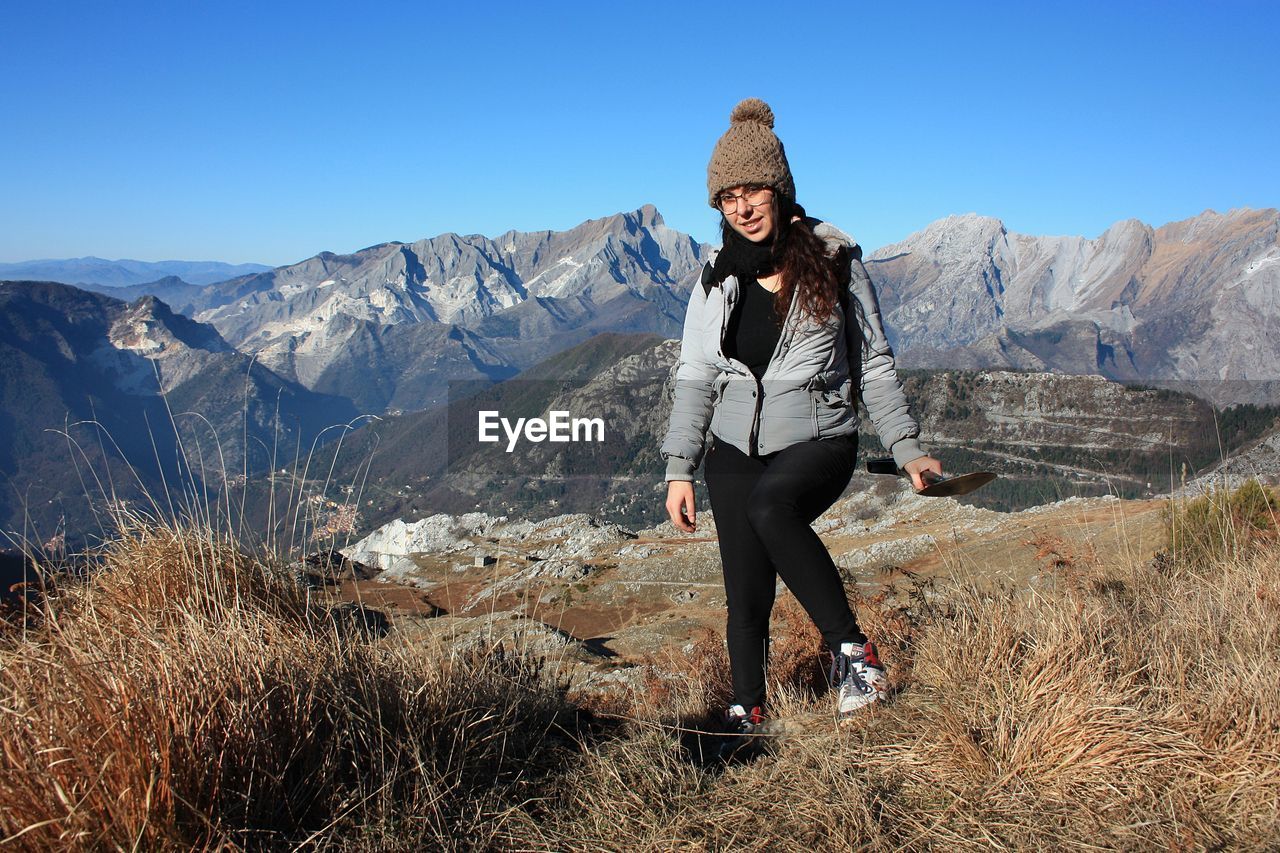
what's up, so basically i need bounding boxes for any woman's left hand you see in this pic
[902,455,944,491]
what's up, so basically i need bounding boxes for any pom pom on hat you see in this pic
[729,98,775,128]
[706,98,795,207]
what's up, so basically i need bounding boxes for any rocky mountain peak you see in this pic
[556,205,670,245]
[875,213,1008,258]
[110,295,231,357]
[629,204,664,228]
[1155,207,1279,244]
[1093,218,1153,251]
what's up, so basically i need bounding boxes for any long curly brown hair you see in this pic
[718,197,850,326]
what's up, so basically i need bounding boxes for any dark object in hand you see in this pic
[865,458,997,498]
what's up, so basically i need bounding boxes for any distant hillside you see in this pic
[77,276,205,315]
[0,258,271,287]
[235,332,667,539]
[888,370,1276,508]
[253,334,1275,537]
[0,281,358,540]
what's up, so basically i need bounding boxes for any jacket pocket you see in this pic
[809,382,853,438]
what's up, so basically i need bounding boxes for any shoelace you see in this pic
[830,650,874,696]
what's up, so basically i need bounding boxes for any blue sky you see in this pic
[2,0,1276,266]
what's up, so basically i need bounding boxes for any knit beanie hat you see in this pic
[706,98,796,208]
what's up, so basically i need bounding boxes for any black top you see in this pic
[725,276,783,379]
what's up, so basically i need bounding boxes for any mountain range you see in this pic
[3,204,1279,540]
[171,205,704,412]
[868,207,1280,404]
[290,334,1279,533]
[12,205,1279,412]
[160,203,1279,410]
[0,258,272,288]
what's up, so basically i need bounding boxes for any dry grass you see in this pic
[521,533,1280,851]
[3,486,1280,850]
[1167,478,1280,568]
[0,513,573,850]
[639,597,827,724]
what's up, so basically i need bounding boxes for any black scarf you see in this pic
[711,222,778,284]
[711,195,804,284]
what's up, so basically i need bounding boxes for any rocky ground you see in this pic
[334,474,1168,704]
[1183,428,1280,495]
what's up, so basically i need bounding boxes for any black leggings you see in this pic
[704,431,865,709]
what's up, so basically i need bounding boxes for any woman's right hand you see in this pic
[665,480,697,533]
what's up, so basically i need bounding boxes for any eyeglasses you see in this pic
[716,185,773,214]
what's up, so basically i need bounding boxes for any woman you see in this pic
[660,98,941,732]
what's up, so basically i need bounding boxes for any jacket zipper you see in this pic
[748,374,764,455]
[740,278,800,457]
[716,277,764,455]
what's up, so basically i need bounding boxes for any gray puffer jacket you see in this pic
[661,220,925,481]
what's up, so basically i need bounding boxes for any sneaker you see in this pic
[831,641,887,718]
[724,704,765,735]
[717,704,765,760]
